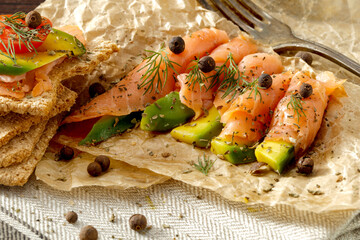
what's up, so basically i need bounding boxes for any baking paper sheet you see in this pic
[35,0,360,212]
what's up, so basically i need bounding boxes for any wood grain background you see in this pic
[0,0,45,14]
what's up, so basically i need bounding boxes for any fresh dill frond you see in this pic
[244,78,263,103]
[192,154,216,176]
[137,43,180,94]
[185,58,208,91]
[211,53,245,101]
[287,93,306,122]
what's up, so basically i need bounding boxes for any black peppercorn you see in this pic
[169,36,185,54]
[299,83,313,98]
[79,225,98,240]
[295,51,313,65]
[89,83,106,98]
[198,56,215,73]
[129,214,147,231]
[59,146,74,161]
[65,211,78,223]
[25,11,42,29]
[95,155,110,172]
[258,73,272,89]
[296,157,314,175]
[87,162,102,177]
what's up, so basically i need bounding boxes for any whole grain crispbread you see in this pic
[0,85,76,168]
[0,41,118,116]
[0,84,76,148]
[0,116,61,186]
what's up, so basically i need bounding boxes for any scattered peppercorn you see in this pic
[198,56,215,73]
[25,11,42,29]
[129,214,147,231]
[89,83,106,98]
[295,51,313,65]
[299,83,313,98]
[258,73,272,89]
[169,36,185,54]
[65,211,78,224]
[87,162,102,177]
[296,157,314,175]
[59,146,74,161]
[94,155,110,172]
[79,225,98,240]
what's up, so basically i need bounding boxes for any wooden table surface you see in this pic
[0,0,45,14]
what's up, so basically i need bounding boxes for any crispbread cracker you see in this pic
[0,116,61,186]
[0,85,76,167]
[0,41,118,116]
[0,84,75,148]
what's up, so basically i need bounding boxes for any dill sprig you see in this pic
[210,53,245,101]
[0,12,50,64]
[192,154,216,176]
[244,78,263,102]
[137,43,180,94]
[287,93,306,122]
[185,58,209,91]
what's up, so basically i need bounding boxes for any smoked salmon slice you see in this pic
[214,52,284,115]
[63,28,230,124]
[218,71,294,145]
[178,35,258,119]
[263,71,344,156]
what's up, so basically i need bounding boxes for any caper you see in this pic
[59,146,74,161]
[65,211,78,223]
[89,82,105,98]
[295,51,313,65]
[169,36,185,54]
[258,73,272,89]
[95,155,110,172]
[129,214,147,231]
[87,162,102,177]
[299,83,313,98]
[79,225,98,240]
[25,11,42,29]
[198,56,215,73]
[296,157,314,175]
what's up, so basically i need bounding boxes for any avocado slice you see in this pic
[140,91,195,131]
[170,106,223,148]
[0,28,86,75]
[79,112,142,146]
[211,138,257,164]
[255,140,295,174]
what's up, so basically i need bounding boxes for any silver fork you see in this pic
[198,0,360,79]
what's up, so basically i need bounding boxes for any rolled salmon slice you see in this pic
[178,35,258,119]
[214,52,284,115]
[63,28,230,124]
[255,71,345,173]
[219,71,294,145]
[263,71,344,156]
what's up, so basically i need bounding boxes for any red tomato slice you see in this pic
[0,13,52,54]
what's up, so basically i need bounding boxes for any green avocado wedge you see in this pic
[0,28,86,75]
[170,106,223,148]
[211,138,257,164]
[140,91,195,132]
[79,112,142,146]
[255,140,295,174]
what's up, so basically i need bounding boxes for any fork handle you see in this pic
[273,38,360,79]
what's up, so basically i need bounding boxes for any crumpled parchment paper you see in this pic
[35,0,360,212]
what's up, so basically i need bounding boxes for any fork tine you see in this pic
[240,0,274,21]
[197,0,218,12]
[209,0,260,37]
[227,0,264,27]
